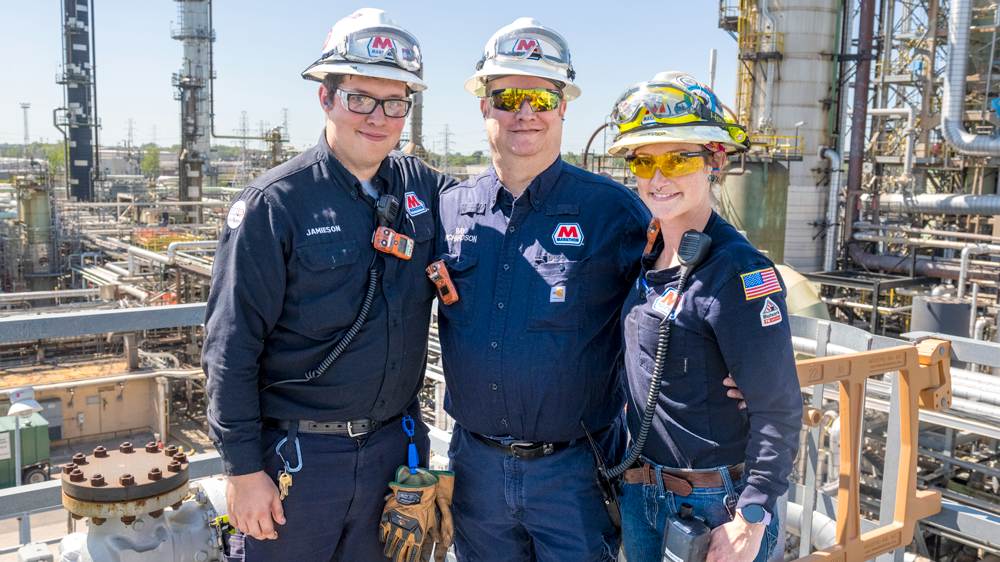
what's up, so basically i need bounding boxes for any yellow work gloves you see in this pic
[380,466,455,562]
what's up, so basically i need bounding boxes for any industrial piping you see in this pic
[943,0,1000,155]
[820,147,843,271]
[846,107,916,179]
[875,193,1000,215]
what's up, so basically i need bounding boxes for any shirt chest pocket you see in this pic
[294,241,362,335]
[636,311,704,379]
[526,259,590,332]
[438,253,478,326]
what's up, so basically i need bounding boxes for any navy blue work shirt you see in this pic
[622,211,803,513]
[435,157,650,442]
[203,132,454,476]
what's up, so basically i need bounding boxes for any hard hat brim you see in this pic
[609,126,747,157]
[302,61,428,92]
[464,64,581,101]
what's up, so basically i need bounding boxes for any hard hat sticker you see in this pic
[550,286,566,303]
[652,287,680,320]
[404,192,428,216]
[760,297,783,326]
[227,200,246,229]
[552,223,584,246]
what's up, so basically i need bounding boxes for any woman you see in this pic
[608,72,803,562]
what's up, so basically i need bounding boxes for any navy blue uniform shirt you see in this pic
[435,157,650,442]
[622,211,802,513]
[203,133,454,476]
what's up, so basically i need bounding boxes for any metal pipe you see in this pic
[958,245,989,298]
[853,232,1000,253]
[582,122,610,170]
[708,49,717,90]
[786,502,838,551]
[820,297,911,314]
[969,282,980,339]
[0,289,100,303]
[943,0,1000,155]
[858,224,1000,243]
[846,107,916,179]
[821,147,843,271]
[0,369,204,392]
[760,0,777,131]
[846,0,877,229]
[875,193,1000,215]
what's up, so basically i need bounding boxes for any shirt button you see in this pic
[351,190,357,197]
[491,383,498,390]
[491,341,498,349]
[509,226,515,233]
[497,302,504,309]
[501,419,507,426]
[503,264,510,271]
[560,264,566,272]
[533,200,540,206]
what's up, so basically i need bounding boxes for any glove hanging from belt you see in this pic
[420,470,454,562]
[380,466,448,562]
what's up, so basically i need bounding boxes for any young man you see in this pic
[202,9,453,560]
[434,18,650,562]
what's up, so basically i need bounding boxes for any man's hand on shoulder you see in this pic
[226,471,285,540]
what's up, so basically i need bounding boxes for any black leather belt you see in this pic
[471,432,571,461]
[263,413,402,437]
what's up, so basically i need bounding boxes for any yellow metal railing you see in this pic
[132,228,204,252]
[740,32,785,57]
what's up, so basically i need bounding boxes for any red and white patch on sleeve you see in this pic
[760,297,782,326]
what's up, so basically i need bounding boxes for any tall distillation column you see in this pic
[172,0,213,218]
[57,0,96,202]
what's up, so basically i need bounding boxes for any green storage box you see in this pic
[0,413,50,489]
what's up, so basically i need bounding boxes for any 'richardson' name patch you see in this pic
[446,227,477,243]
[395,490,423,506]
[306,225,342,236]
[405,192,428,216]
[226,200,246,229]
[760,297,783,326]
[552,223,584,246]
[740,267,782,300]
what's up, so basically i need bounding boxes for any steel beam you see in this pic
[0,303,207,344]
[902,331,1000,369]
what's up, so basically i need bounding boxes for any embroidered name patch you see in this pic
[404,192,428,216]
[226,200,246,229]
[652,287,681,320]
[552,223,584,246]
[740,267,781,300]
[760,297,783,326]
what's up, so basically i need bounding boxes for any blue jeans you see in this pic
[620,458,779,562]
[448,418,625,562]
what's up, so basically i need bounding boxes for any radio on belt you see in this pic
[373,226,414,260]
[426,260,459,304]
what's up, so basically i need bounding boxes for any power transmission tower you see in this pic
[20,103,30,162]
[442,124,451,172]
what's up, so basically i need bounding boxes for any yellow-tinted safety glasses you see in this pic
[628,151,709,179]
[487,88,562,113]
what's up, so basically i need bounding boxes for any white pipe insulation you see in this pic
[820,147,843,272]
[943,0,1000,155]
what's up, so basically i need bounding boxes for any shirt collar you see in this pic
[641,211,720,275]
[318,129,396,201]
[485,156,564,212]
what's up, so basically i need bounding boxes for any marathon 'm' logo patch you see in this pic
[395,490,423,505]
[552,223,584,246]
[404,192,428,216]
[652,287,681,320]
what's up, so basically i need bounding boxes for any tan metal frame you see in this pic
[792,339,953,562]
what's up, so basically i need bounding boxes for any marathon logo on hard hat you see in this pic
[552,223,584,246]
[513,38,541,59]
[404,192,428,216]
[368,36,409,62]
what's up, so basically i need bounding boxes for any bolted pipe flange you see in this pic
[120,474,135,486]
[170,500,183,510]
[172,452,188,463]
[167,460,182,473]
[121,515,136,526]
[93,446,108,458]
[63,463,77,475]
[164,445,178,458]
[71,513,84,520]
[72,453,87,465]
[148,468,162,481]
[119,442,134,454]
[90,517,105,526]
[70,469,85,483]
[145,442,159,453]
[90,474,106,487]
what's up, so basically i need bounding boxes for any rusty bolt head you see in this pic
[170,500,183,510]
[121,515,136,526]
[149,509,164,519]
[119,442,134,454]
[70,469,85,482]
[148,467,162,481]
[90,517,105,526]
[71,513,84,520]
[72,453,87,465]
[93,446,108,458]
[167,460,182,473]
[145,442,159,453]
[173,452,188,463]
[164,445,178,457]
[89,474,105,487]
[119,473,135,486]
[62,463,77,475]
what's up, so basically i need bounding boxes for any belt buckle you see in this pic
[347,420,367,438]
[508,442,536,457]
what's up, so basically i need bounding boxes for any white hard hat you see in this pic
[302,8,428,92]
[464,18,580,101]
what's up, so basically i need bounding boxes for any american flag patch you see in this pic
[741,267,782,300]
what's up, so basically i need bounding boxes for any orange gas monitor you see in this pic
[426,260,458,305]
[373,227,414,260]
[790,338,952,562]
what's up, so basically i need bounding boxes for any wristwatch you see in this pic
[736,505,771,526]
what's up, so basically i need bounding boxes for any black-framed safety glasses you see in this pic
[336,90,413,118]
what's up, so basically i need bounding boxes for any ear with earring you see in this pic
[708,167,720,183]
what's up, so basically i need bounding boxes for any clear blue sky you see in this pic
[0,1,738,157]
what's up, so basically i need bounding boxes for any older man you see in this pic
[434,18,650,562]
[203,9,453,561]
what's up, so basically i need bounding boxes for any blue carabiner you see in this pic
[401,416,418,474]
[274,437,303,473]
[401,415,416,438]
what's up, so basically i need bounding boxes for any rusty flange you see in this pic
[61,442,189,502]
[62,481,190,519]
